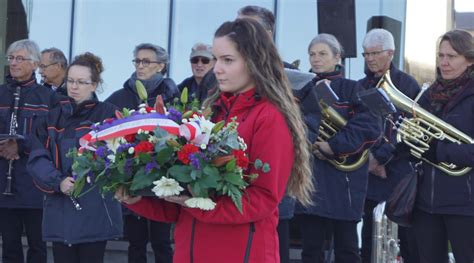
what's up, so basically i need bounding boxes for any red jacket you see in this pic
[126,88,294,262]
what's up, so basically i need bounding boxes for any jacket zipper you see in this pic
[190,218,196,263]
[102,198,113,226]
[430,167,435,213]
[345,174,352,207]
[243,222,255,263]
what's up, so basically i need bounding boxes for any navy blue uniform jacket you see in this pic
[416,76,474,216]
[0,75,58,208]
[296,77,381,221]
[27,98,123,244]
[358,64,420,202]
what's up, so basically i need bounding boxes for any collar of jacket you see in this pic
[6,73,37,88]
[214,88,263,121]
[63,94,99,118]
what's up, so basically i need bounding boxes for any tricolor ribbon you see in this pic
[80,113,180,148]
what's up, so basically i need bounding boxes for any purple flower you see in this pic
[96,146,107,158]
[117,143,133,154]
[168,107,182,123]
[189,153,202,170]
[124,158,133,177]
[145,162,159,173]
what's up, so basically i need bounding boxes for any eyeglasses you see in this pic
[361,50,389,58]
[132,59,160,67]
[39,63,58,70]
[190,57,211,64]
[66,79,93,87]
[6,55,32,63]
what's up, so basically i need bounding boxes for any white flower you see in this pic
[200,144,207,150]
[148,135,158,143]
[139,107,147,114]
[107,154,116,163]
[138,103,147,108]
[152,177,184,197]
[105,138,120,153]
[128,147,135,154]
[129,109,136,114]
[185,197,216,211]
[182,119,188,123]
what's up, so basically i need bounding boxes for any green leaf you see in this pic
[156,146,174,166]
[203,165,219,178]
[190,169,202,180]
[199,174,219,189]
[211,120,225,134]
[136,80,148,102]
[254,159,263,169]
[227,184,243,214]
[225,158,236,172]
[71,175,86,197]
[168,165,193,183]
[138,153,152,164]
[130,167,157,191]
[262,163,271,173]
[224,173,245,186]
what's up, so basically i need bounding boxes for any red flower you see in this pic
[134,141,154,155]
[232,150,249,169]
[124,134,136,143]
[145,106,153,113]
[178,144,200,164]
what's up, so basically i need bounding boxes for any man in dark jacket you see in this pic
[39,47,68,97]
[177,43,215,102]
[0,39,59,263]
[358,28,420,263]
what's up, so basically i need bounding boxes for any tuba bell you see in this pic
[375,71,473,176]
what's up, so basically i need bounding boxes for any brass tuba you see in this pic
[375,71,473,176]
[318,100,369,172]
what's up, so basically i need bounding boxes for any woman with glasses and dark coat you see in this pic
[27,52,122,263]
[105,43,177,263]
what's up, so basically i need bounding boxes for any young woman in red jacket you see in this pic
[115,18,314,263]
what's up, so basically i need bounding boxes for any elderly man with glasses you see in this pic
[357,28,421,263]
[177,43,216,102]
[39,47,68,96]
[0,39,60,263]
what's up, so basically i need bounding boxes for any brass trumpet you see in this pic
[376,71,473,176]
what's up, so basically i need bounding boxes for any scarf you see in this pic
[128,72,164,95]
[311,64,344,82]
[429,65,474,114]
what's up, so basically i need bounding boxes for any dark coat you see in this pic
[177,70,218,103]
[0,75,59,208]
[27,98,123,244]
[106,77,179,110]
[295,77,382,221]
[358,64,420,202]
[415,77,474,216]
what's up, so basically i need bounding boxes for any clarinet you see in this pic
[3,86,21,195]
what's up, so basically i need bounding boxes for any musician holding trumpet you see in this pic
[411,29,474,263]
[0,39,60,263]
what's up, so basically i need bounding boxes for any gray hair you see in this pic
[133,43,169,74]
[42,47,68,69]
[7,39,41,63]
[363,28,395,50]
[308,33,344,57]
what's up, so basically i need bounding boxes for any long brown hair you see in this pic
[204,19,314,206]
